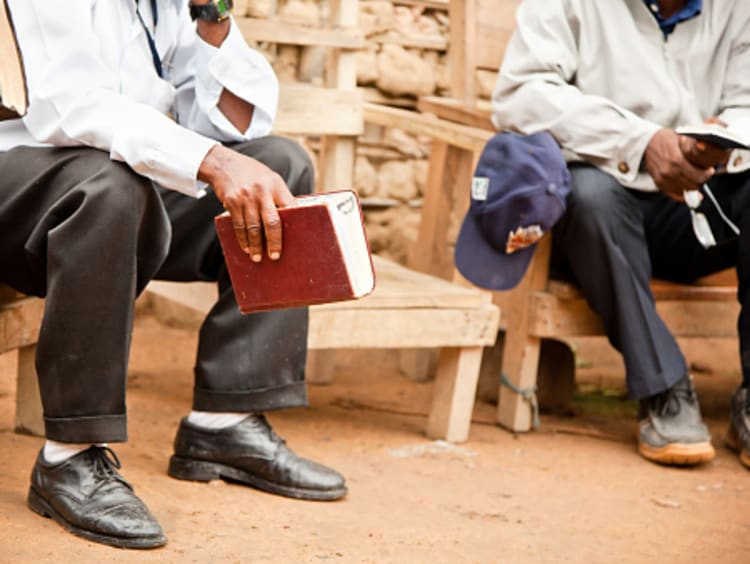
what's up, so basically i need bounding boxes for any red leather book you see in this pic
[215,190,376,313]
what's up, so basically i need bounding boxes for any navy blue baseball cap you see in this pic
[454,131,570,291]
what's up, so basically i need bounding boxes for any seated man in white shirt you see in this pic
[493,0,750,468]
[0,0,345,550]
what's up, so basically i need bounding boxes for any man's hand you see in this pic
[643,129,715,201]
[678,117,732,170]
[199,145,296,262]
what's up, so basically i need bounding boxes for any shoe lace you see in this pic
[653,381,696,418]
[89,446,132,494]
[255,414,287,446]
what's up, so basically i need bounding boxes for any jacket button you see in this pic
[617,161,630,174]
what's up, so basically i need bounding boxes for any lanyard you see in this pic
[135,0,163,78]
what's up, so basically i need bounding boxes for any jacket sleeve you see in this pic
[491,0,661,188]
[716,8,750,173]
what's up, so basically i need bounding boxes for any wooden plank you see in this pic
[475,0,520,71]
[0,297,44,354]
[274,84,364,136]
[548,274,737,302]
[496,237,551,432]
[365,102,492,153]
[368,32,447,51]
[426,346,483,442]
[394,0,449,10]
[308,304,499,349]
[417,96,494,130]
[530,292,740,338]
[449,0,476,103]
[235,17,365,48]
[15,344,44,436]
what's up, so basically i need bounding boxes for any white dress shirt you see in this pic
[492,0,750,191]
[1,0,279,197]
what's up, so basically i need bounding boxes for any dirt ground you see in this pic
[1,309,749,563]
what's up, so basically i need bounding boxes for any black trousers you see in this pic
[0,136,312,442]
[552,165,750,399]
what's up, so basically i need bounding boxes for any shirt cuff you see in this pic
[196,19,278,139]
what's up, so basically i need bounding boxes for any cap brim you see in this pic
[454,212,536,291]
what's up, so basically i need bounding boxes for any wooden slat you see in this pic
[417,96,494,130]
[235,17,365,48]
[368,32,447,51]
[273,84,364,136]
[530,292,739,338]
[475,0,519,71]
[364,102,492,153]
[308,303,498,348]
[0,0,27,117]
[547,275,737,302]
[394,0,449,10]
[0,297,44,354]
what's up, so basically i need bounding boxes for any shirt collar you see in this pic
[643,0,703,37]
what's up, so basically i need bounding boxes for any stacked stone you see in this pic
[234,0,452,263]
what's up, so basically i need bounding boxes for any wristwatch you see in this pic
[189,0,233,22]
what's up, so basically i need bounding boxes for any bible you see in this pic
[215,190,376,313]
[676,123,750,151]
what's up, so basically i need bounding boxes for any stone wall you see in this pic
[234,0,457,264]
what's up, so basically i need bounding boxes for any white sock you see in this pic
[187,411,249,430]
[43,440,106,464]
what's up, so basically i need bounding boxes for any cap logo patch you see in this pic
[506,225,544,254]
[471,177,489,201]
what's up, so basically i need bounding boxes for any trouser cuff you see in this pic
[44,414,127,443]
[192,381,308,412]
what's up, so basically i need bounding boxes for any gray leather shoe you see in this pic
[637,374,715,466]
[28,446,166,549]
[168,415,347,501]
[726,386,750,469]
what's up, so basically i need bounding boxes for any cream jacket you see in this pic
[0,0,278,197]
[492,0,750,191]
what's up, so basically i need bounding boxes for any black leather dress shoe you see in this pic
[28,446,166,549]
[168,415,347,501]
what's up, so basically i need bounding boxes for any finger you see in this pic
[260,194,283,260]
[679,161,714,187]
[242,203,264,263]
[225,202,251,254]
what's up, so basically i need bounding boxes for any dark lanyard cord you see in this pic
[135,0,163,78]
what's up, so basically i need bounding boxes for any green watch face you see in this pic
[216,0,230,15]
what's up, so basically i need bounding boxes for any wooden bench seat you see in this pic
[147,255,500,442]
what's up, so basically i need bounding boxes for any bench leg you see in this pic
[426,346,483,442]
[15,344,45,437]
[496,333,542,432]
[306,350,337,385]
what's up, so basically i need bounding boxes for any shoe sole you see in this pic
[27,487,167,549]
[725,426,750,469]
[168,455,347,501]
[638,441,715,466]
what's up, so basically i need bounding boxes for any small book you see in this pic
[215,190,376,313]
[676,123,750,151]
[0,0,27,120]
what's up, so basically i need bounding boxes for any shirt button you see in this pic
[734,155,744,167]
[617,161,630,174]
[649,3,659,13]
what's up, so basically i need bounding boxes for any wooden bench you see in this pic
[147,255,500,442]
[0,285,44,436]
[368,0,741,432]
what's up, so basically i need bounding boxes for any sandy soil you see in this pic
[1,312,749,563]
